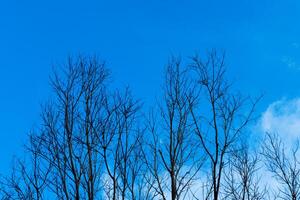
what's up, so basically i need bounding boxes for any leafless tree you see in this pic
[29,55,145,200]
[223,143,266,200]
[0,52,268,200]
[101,90,145,200]
[262,132,300,200]
[0,132,51,200]
[36,56,109,199]
[189,50,260,200]
[5,56,114,200]
[143,58,205,200]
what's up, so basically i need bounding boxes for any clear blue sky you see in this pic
[1,0,300,174]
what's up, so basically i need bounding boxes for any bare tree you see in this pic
[0,52,266,200]
[189,50,260,200]
[262,133,300,200]
[101,90,144,200]
[144,58,205,200]
[29,55,145,200]
[0,133,51,200]
[223,144,266,200]
[115,94,144,200]
[26,56,111,199]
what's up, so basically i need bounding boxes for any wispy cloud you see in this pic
[260,98,300,140]
[257,98,300,196]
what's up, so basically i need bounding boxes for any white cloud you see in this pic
[260,98,300,140]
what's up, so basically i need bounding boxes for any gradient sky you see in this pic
[1,0,300,174]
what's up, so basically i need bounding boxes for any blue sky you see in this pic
[1,0,300,174]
